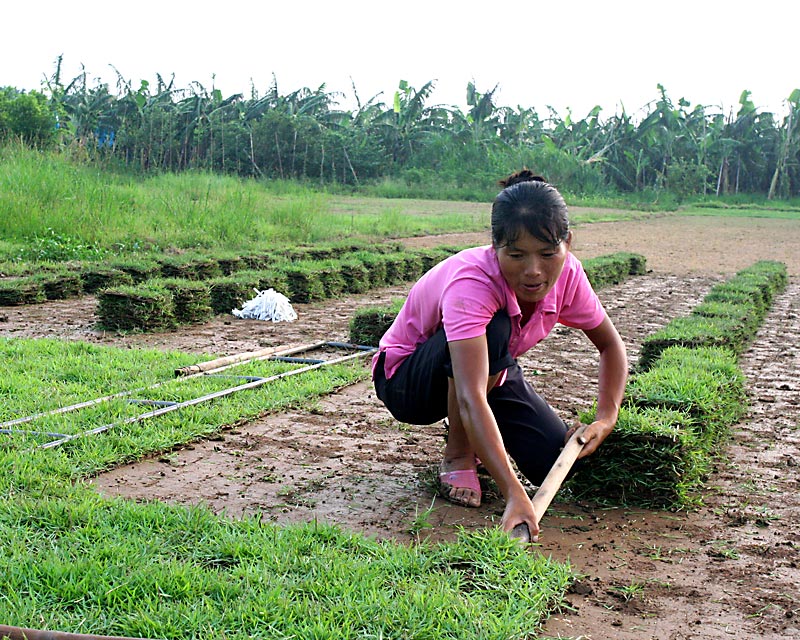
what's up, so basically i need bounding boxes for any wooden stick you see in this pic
[511,429,586,543]
[0,624,153,640]
[174,342,324,376]
[531,430,586,522]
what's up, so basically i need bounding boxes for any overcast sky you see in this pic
[4,0,797,120]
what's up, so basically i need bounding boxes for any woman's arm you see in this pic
[574,315,628,458]
[448,335,540,538]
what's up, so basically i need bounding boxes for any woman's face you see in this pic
[495,229,571,308]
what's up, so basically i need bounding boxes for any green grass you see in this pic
[12,144,787,265]
[0,337,574,638]
[0,487,572,639]
[678,204,800,219]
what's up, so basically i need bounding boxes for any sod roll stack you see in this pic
[569,260,788,509]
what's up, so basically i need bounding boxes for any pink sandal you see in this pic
[438,468,482,508]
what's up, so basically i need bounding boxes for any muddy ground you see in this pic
[3,215,799,639]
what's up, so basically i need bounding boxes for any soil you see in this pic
[3,214,799,639]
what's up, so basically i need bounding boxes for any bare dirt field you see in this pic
[3,214,799,639]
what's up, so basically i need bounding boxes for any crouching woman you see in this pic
[372,170,628,541]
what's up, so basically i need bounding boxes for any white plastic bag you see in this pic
[232,288,297,322]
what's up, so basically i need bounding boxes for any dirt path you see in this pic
[3,215,800,639]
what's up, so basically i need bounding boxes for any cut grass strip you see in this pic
[0,488,572,640]
[0,336,574,639]
[96,284,176,331]
[0,277,46,305]
[568,405,706,508]
[570,261,787,509]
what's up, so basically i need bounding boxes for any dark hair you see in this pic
[491,169,570,247]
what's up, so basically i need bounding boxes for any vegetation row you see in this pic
[0,241,462,327]
[347,252,647,346]
[90,245,464,332]
[3,61,800,200]
[568,260,788,509]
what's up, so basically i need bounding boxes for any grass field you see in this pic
[2,145,797,639]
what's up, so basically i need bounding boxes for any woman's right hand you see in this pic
[501,490,540,542]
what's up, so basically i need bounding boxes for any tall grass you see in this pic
[0,144,675,263]
[1,145,490,258]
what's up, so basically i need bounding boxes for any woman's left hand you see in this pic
[565,419,613,458]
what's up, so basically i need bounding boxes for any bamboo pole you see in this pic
[173,342,320,376]
[0,625,153,640]
[0,343,314,431]
[39,349,373,450]
[511,429,586,543]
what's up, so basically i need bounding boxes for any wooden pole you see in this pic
[511,429,586,543]
[174,342,323,376]
[0,624,153,640]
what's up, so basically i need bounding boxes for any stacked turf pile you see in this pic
[0,240,433,311]
[637,260,787,369]
[349,298,408,347]
[155,278,213,324]
[157,254,223,281]
[584,251,647,288]
[109,257,162,283]
[348,251,648,347]
[569,260,787,508]
[0,277,46,305]
[86,244,466,332]
[97,283,176,331]
[208,270,290,314]
[33,270,84,300]
[79,265,134,293]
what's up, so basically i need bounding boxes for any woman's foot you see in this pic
[438,455,481,507]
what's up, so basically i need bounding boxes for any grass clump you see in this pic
[153,278,213,324]
[570,261,786,509]
[282,263,329,303]
[32,270,84,300]
[96,283,176,331]
[208,272,263,314]
[349,298,407,347]
[583,252,647,288]
[627,346,747,442]
[0,489,571,639]
[107,257,162,283]
[79,265,134,294]
[0,277,46,305]
[156,254,223,281]
[571,347,746,509]
[637,315,748,371]
[568,405,705,508]
[638,260,787,370]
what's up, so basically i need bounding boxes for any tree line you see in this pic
[2,58,799,200]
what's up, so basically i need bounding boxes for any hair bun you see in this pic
[499,168,547,188]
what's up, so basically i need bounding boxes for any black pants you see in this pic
[374,311,568,485]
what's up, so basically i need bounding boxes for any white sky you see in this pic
[3,0,798,120]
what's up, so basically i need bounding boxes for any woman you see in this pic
[372,170,628,541]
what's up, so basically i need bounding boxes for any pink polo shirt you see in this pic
[373,245,606,380]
